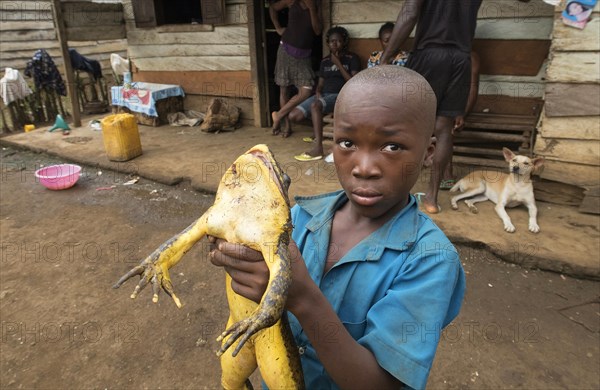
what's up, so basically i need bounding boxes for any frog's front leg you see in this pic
[217,239,291,357]
[113,213,209,307]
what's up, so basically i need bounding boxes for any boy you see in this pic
[210,66,465,389]
[289,26,360,161]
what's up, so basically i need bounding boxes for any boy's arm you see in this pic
[454,51,480,133]
[209,239,403,389]
[329,54,354,82]
[289,271,403,389]
[315,76,324,99]
[380,0,423,65]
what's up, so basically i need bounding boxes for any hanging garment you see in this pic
[0,68,33,105]
[24,49,67,96]
[69,49,103,80]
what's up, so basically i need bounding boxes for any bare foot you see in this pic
[271,111,281,136]
[281,117,292,138]
[307,146,324,158]
[421,195,441,214]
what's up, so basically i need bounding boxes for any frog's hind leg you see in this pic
[217,240,292,356]
[255,315,304,390]
[220,317,258,390]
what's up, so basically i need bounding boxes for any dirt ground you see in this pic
[1,147,599,389]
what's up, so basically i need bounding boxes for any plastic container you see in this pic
[34,164,81,190]
[101,113,143,162]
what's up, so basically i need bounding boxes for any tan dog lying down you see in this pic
[450,148,544,233]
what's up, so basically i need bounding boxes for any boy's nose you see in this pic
[351,153,382,179]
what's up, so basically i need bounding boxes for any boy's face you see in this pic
[380,30,392,50]
[333,83,434,219]
[327,32,344,54]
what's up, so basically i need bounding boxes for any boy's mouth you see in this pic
[351,188,383,206]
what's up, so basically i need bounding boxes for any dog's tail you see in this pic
[449,180,461,192]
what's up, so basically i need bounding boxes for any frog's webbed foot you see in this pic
[216,311,278,357]
[113,254,183,308]
[113,214,208,308]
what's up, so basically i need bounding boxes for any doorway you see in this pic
[249,1,323,127]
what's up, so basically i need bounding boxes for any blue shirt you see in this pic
[287,190,466,390]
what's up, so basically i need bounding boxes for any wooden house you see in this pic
[534,2,599,213]
[1,0,597,210]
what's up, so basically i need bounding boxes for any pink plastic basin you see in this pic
[34,164,82,190]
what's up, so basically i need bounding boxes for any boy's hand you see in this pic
[275,26,286,36]
[208,236,311,312]
[453,116,465,134]
[208,236,268,303]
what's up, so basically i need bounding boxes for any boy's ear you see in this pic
[422,136,435,168]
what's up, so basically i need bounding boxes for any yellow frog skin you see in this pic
[114,144,304,390]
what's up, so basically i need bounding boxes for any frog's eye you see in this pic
[337,140,355,150]
[282,173,291,189]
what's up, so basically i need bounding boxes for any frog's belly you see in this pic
[225,274,259,323]
[205,201,285,248]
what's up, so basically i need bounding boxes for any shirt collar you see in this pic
[295,190,419,255]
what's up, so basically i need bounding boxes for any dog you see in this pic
[450,147,544,233]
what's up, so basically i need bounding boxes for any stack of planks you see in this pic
[453,95,544,169]
[323,113,335,139]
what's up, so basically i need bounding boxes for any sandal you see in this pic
[294,152,322,162]
[302,137,315,143]
[440,179,456,190]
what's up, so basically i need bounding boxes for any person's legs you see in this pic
[272,86,290,135]
[305,99,325,157]
[421,115,454,214]
[272,86,312,137]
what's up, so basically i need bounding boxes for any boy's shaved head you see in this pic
[336,65,437,137]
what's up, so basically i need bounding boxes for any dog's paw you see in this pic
[451,203,458,210]
[466,203,478,214]
[529,223,540,233]
[504,223,516,233]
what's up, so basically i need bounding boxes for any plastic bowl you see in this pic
[34,164,82,190]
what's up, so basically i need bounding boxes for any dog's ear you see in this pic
[532,157,544,175]
[502,147,515,162]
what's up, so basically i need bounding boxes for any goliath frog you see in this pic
[114,144,304,389]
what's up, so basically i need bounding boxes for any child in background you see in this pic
[269,0,322,138]
[288,26,360,161]
[368,22,409,68]
[210,66,466,389]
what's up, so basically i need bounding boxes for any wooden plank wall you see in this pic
[0,0,127,81]
[333,0,555,99]
[534,2,600,191]
[122,0,255,124]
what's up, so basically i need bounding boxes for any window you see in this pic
[131,0,225,27]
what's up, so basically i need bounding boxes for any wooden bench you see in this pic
[453,95,544,168]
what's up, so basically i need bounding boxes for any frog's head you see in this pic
[227,144,291,205]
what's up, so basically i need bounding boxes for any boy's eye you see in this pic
[382,144,401,152]
[337,140,355,150]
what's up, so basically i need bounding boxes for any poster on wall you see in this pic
[562,0,597,29]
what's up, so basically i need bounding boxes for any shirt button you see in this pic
[298,346,305,355]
